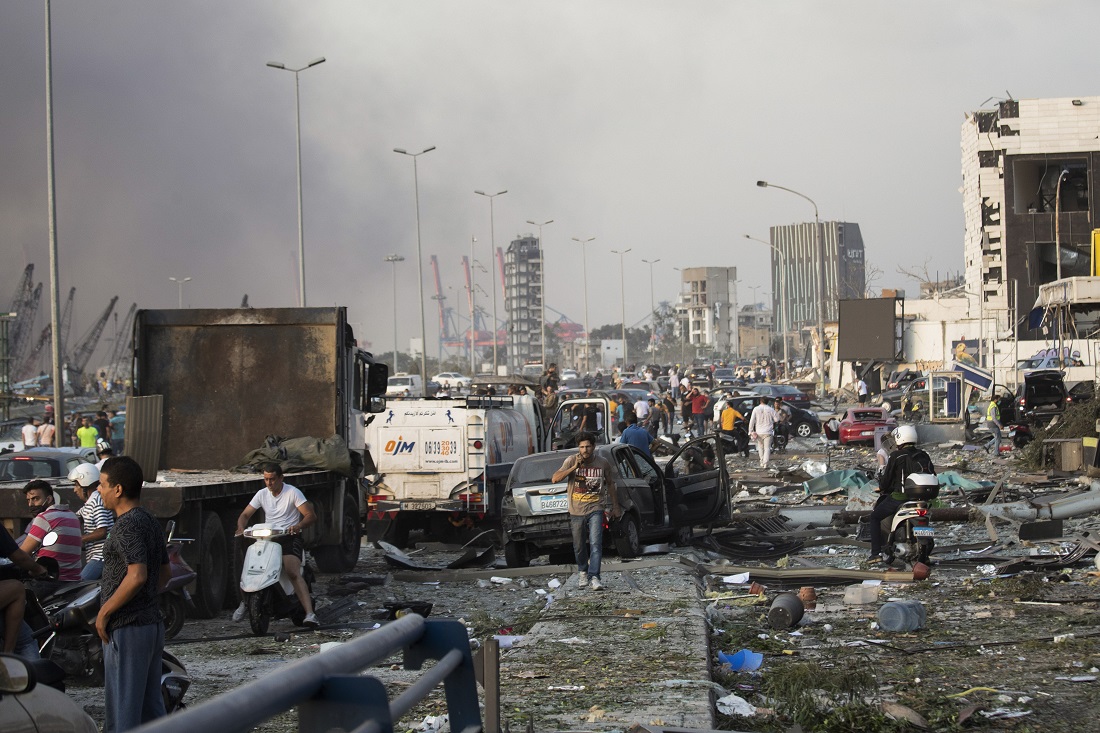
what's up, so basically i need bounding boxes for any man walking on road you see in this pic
[96,456,170,733]
[985,395,1002,455]
[552,433,621,591]
[748,396,781,469]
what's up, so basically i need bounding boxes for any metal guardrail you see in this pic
[135,614,483,733]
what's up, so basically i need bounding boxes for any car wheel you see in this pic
[504,539,530,568]
[795,422,813,438]
[613,513,642,558]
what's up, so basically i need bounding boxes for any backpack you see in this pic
[901,449,935,483]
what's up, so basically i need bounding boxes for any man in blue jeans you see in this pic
[95,456,170,732]
[552,433,621,591]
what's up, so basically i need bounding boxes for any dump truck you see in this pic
[1,307,388,618]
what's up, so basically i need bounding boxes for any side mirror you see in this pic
[366,363,389,413]
[0,655,36,694]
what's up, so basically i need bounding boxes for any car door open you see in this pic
[663,434,729,528]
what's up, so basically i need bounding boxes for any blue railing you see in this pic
[136,614,482,733]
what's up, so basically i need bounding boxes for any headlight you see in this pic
[249,528,275,538]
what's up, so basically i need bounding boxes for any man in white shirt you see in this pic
[747,397,781,469]
[668,370,680,405]
[634,397,651,421]
[21,418,38,448]
[857,378,869,406]
[234,463,319,627]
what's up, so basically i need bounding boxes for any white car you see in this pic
[431,372,472,389]
[561,369,579,380]
[386,375,424,399]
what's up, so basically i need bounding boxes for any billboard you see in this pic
[837,298,902,362]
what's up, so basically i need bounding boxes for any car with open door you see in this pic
[547,396,612,449]
[499,434,731,567]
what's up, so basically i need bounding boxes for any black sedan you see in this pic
[725,394,821,438]
[0,447,96,483]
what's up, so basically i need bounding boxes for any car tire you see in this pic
[613,513,642,558]
[795,422,813,438]
[503,539,530,568]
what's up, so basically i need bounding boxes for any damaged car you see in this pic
[500,435,731,567]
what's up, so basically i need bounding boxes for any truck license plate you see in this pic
[402,501,436,511]
[538,496,568,513]
[912,526,934,537]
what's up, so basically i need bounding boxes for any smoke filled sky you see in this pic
[3,1,1098,364]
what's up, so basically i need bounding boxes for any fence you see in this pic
[136,614,482,733]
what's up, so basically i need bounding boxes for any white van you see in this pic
[386,374,424,399]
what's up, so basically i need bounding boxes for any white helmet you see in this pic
[68,463,101,487]
[891,425,918,447]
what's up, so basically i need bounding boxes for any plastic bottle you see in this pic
[877,600,925,632]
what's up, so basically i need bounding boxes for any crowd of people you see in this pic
[8,404,125,455]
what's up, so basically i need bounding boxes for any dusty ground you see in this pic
[62,434,1100,733]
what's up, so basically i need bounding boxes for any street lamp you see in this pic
[757,180,826,398]
[395,146,436,385]
[527,218,554,369]
[744,234,790,373]
[475,190,507,375]
[572,236,597,375]
[611,249,632,368]
[384,254,405,371]
[673,266,688,364]
[168,277,192,309]
[266,56,325,307]
[641,258,660,358]
[1054,168,1070,281]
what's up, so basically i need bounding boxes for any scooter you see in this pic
[160,520,197,640]
[880,473,939,566]
[239,524,315,636]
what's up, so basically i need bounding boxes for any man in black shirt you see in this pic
[96,456,170,732]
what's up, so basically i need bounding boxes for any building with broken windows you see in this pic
[961,96,1100,340]
[503,235,543,371]
[676,267,739,358]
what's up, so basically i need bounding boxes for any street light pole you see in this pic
[744,234,789,374]
[395,146,436,385]
[385,254,405,371]
[611,249,632,368]
[757,180,826,399]
[44,0,65,422]
[475,190,507,375]
[572,237,597,375]
[267,56,325,307]
[527,219,554,369]
[1054,169,1069,282]
[168,277,192,309]
[641,258,660,359]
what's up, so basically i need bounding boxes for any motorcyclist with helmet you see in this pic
[868,425,935,563]
[70,463,115,580]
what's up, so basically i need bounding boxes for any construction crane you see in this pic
[429,255,461,356]
[105,302,137,382]
[9,282,43,377]
[6,265,35,356]
[16,287,76,380]
[59,286,75,360]
[67,296,118,389]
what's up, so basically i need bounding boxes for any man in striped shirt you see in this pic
[20,480,83,582]
[70,463,115,580]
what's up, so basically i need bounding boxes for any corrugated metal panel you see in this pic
[126,394,163,481]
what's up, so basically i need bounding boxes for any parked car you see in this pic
[386,374,424,399]
[500,435,731,566]
[837,407,896,444]
[0,654,97,733]
[561,369,579,380]
[0,447,96,482]
[620,379,661,394]
[885,369,923,390]
[685,367,713,390]
[431,372,472,390]
[1015,370,1069,420]
[750,383,812,409]
[712,368,743,388]
[723,395,821,438]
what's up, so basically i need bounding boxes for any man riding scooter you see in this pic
[233,463,319,628]
[868,425,934,564]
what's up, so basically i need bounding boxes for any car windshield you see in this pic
[510,451,575,488]
[0,458,58,481]
[714,369,735,378]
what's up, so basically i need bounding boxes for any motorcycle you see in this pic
[160,521,196,640]
[879,473,938,566]
[239,524,315,636]
[20,532,191,711]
